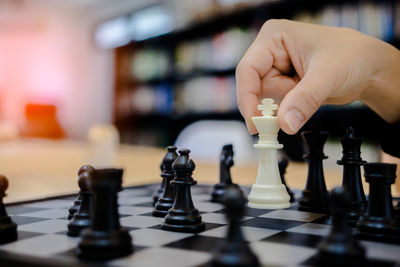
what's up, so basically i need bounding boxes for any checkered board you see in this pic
[1,184,400,267]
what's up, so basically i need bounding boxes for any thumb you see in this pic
[277,71,331,134]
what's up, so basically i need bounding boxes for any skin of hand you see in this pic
[236,19,400,135]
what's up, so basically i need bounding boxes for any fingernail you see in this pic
[284,109,304,133]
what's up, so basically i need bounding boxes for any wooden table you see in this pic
[0,139,398,203]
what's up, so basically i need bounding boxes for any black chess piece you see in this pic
[278,158,295,203]
[211,144,240,203]
[67,171,92,237]
[317,187,365,266]
[0,175,17,244]
[153,163,165,206]
[298,130,330,213]
[211,185,260,267]
[356,163,400,243]
[77,168,132,260]
[153,146,178,217]
[337,127,367,227]
[68,165,95,220]
[161,149,205,233]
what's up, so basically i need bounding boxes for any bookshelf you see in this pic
[113,0,400,150]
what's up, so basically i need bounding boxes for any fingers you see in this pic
[236,40,274,134]
[277,68,333,134]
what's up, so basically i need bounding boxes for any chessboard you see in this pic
[0,184,399,267]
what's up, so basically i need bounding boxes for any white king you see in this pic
[248,98,290,209]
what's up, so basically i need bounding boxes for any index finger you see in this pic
[236,39,274,134]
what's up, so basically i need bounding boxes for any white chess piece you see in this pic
[247,98,290,209]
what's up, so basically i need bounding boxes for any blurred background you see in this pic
[0,0,399,163]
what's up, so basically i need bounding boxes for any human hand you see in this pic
[236,19,400,135]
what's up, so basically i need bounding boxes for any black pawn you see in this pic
[279,158,295,203]
[153,146,178,217]
[211,144,240,203]
[298,130,330,213]
[77,168,132,260]
[211,185,260,267]
[356,163,400,243]
[161,149,205,233]
[68,165,95,220]
[67,171,92,237]
[317,187,365,266]
[337,127,367,226]
[153,163,165,206]
[0,175,17,244]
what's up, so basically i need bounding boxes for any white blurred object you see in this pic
[87,124,120,168]
[174,120,255,164]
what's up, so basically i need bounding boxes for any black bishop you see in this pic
[161,149,205,233]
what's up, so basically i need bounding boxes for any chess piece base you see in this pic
[152,197,174,217]
[298,189,330,213]
[0,216,17,244]
[248,184,290,209]
[161,208,205,233]
[77,228,133,260]
[356,217,400,243]
[67,213,90,237]
[68,199,81,220]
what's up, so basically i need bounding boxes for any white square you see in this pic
[195,202,224,213]
[192,194,212,202]
[286,223,331,236]
[22,200,72,209]
[0,234,77,257]
[260,210,325,222]
[201,213,252,224]
[200,225,280,242]
[120,197,151,205]
[109,247,212,267]
[130,228,193,247]
[119,206,153,215]
[120,215,163,228]
[251,241,316,266]
[361,241,400,261]
[20,209,67,219]
[119,189,151,197]
[18,219,69,234]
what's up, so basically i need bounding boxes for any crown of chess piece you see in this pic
[211,144,242,203]
[153,146,178,217]
[337,127,367,226]
[278,158,295,203]
[317,187,365,266]
[68,165,95,220]
[211,185,260,267]
[161,149,205,233]
[67,170,93,237]
[0,175,17,244]
[298,130,330,213]
[153,163,165,206]
[77,168,132,260]
[247,98,290,209]
[356,163,400,243]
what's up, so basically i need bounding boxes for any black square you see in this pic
[312,215,331,225]
[166,235,225,252]
[261,231,322,248]
[216,207,271,217]
[241,217,303,230]
[7,206,46,216]
[11,216,49,225]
